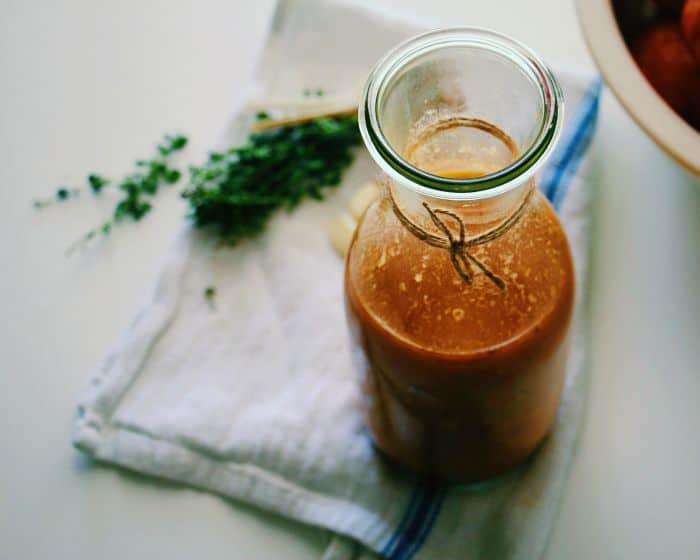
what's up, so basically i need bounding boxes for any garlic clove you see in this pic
[349,181,380,220]
[329,212,358,256]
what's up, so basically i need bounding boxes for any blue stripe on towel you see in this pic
[381,485,429,557]
[379,77,602,560]
[394,484,446,560]
[542,77,602,209]
[381,481,446,560]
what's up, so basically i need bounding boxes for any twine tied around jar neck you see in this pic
[388,183,535,289]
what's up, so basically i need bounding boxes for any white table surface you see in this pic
[1,1,699,558]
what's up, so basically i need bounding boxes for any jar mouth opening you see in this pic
[359,27,564,201]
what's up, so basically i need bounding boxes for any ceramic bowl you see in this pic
[577,0,700,177]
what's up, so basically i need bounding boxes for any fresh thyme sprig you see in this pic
[204,286,217,309]
[183,114,361,245]
[40,102,362,253]
[33,186,81,208]
[58,134,188,254]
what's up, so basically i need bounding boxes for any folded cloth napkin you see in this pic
[73,1,601,558]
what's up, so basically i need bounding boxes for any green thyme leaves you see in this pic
[33,187,80,208]
[88,174,109,193]
[182,114,361,245]
[40,111,362,254]
[75,134,188,245]
[203,286,217,309]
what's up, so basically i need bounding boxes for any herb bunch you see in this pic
[39,111,363,252]
[182,114,361,245]
[63,134,188,252]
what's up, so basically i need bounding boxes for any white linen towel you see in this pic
[73,1,601,558]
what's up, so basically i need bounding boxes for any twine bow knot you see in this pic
[390,186,534,290]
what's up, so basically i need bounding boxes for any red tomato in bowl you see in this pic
[655,0,686,16]
[632,22,700,119]
[682,0,700,62]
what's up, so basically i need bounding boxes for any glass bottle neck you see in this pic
[359,28,564,201]
[388,177,535,237]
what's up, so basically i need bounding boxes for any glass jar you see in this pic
[345,28,573,484]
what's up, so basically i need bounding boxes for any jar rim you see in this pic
[359,27,564,201]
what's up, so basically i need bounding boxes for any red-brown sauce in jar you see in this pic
[344,119,575,483]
